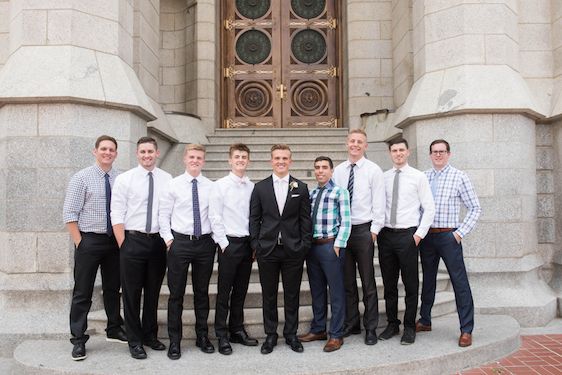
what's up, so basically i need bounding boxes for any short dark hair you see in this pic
[314,156,333,169]
[229,143,250,157]
[95,135,117,149]
[388,137,408,150]
[429,139,450,153]
[137,136,158,150]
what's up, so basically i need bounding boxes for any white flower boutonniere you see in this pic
[289,181,299,191]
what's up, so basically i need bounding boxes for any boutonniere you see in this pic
[289,181,298,191]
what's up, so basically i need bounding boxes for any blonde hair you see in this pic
[270,144,292,157]
[348,128,367,138]
[184,143,206,155]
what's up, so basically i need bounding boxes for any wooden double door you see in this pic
[222,0,341,128]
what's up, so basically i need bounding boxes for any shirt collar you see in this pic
[185,171,200,182]
[272,174,290,183]
[392,163,410,173]
[316,179,334,190]
[431,164,450,175]
[347,156,366,168]
[137,165,155,176]
[229,171,249,185]
[93,164,114,177]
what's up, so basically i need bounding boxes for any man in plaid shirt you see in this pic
[416,139,482,348]
[298,156,351,352]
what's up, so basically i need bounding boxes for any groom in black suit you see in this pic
[250,144,312,354]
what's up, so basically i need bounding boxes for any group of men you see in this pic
[63,128,481,362]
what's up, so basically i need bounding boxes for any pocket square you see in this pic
[291,194,300,197]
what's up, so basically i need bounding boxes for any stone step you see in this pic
[155,273,450,310]
[89,292,457,340]
[204,143,348,153]
[203,158,347,170]
[206,136,347,145]
[204,151,350,161]
[212,128,349,137]
[202,167,316,180]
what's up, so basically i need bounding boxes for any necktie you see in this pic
[145,171,154,233]
[390,169,401,227]
[104,173,113,236]
[311,186,326,224]
[192,179,202,236]
[347,163,356,206]
[431,171,440,197]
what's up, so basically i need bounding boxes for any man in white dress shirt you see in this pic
[332,128,385,345]
[159,143,216,359]
[111,136,172,359]
[377,138,435,345]
[209,143,259,355]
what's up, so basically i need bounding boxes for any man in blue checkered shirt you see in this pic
[298,156,351,353]
[416,139,482,348]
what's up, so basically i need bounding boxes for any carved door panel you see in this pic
[222,0,340,128]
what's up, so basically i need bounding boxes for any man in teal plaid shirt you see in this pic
[298,156,351,352]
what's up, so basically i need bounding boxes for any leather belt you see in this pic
[172,230,212,241]
[351,222,371,230]
[313,236,335,244]
[384,226,417,233]
[126,230,160,238]
[227,235,250,243]
[428,228,455,234]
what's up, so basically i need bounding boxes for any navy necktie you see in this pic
[192,179,202,236]
[312,186,326,223]
[104,173,113,236]
[146,171,154,233]
[347,163,356,206]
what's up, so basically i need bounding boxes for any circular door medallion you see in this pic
[236,81,272,117]
[236,0,271,19]
[291,29,326,64]
[291,0,325,19]
[292,81,328,116]
[236,30,271,65]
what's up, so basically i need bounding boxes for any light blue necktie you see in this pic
[431,171,441,197]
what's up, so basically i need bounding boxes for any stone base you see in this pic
[12,314,520,375]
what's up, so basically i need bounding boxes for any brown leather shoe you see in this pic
[323,338,343,352]
[458,332,472,347]
[415,320,432,332]
[298,331,327,342]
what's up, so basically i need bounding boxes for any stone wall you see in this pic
[0,0,8,70]
[133,0,160,102]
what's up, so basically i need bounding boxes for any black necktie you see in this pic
[104,173,113,236]
[347,163,356,206]
[312,186,326,223]
[146,171,154,233]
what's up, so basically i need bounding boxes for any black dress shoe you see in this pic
[260,335,277,355]
[71,343,87,361]
[365,330,378,345]
[106,328,128,343]
[218,337,233,355]
[145,339,166,351]
[196,335,215,354]
[167,342,181,360]
[378,324,400,341]
[400,327,416,345]
[285,337,304,353]
[230,330,259,346]
[342,326,361,337]
[129,345,147,360]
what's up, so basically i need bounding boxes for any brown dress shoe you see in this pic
[323,338,343,352]
[458,332,472,347]
[415,320,432,332]
[298,331,327,342]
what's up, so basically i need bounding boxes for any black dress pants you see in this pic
[257,245,304,339]
[167,234,215,343]
[120,232,167,347]
[378,227,419,328]
[343,222,379,332]
[214,236,253,338]
[70,232,123,344]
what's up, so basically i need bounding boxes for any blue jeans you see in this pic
[306,240,346,338]
[419,231,474,333]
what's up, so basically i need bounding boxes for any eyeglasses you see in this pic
[431,150,449,155]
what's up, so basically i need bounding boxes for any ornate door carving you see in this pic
[222,0,340,128]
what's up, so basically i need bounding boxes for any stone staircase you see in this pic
[90,128,456,339]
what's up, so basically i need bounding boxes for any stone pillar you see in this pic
[0,0,156,353]
[396,0,556,326]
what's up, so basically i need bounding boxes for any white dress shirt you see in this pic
[333,157,386,234]
[111,165,172,233]
[209,172,255,250]
[383,164,435,238]
[272,174,289,215]
[158,172,213,242]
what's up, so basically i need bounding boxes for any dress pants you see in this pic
[120,232,167,347]
[419,231,474,333]
[378,227,419,328]
[70,232,123,344]
[306,240,346,338]
[257,245,304,339]
[167,234,215,343]
[343,222,379,332]
[214,236,253,338]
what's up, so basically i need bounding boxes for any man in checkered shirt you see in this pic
[63,135,127,361]
[416,139,482,348]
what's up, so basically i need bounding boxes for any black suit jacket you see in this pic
[249,175,312,258]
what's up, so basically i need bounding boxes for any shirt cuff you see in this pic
[370,224,381,235]
[218,239,229,250]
